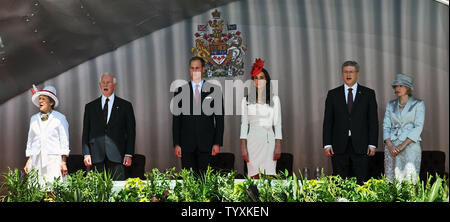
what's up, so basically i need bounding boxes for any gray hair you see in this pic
[100,73,117,84]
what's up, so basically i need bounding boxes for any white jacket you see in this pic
[25,110,70,167]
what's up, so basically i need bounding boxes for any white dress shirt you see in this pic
[191,79,204,95]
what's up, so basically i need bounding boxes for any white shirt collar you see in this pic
[191,80,204,90]
[101,93,115,104]
[344,82,358,92]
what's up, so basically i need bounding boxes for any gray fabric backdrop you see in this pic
[1,0,448,176]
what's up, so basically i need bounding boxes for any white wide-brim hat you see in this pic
[31,85,59,108]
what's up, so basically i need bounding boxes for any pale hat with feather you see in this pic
[30,84,59,108]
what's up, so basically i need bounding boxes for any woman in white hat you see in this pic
[383,74,425,184]
[24,85,70,187]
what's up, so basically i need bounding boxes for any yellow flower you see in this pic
[234,182,245,195]
[304,180,320,190]
[44,197,55,202]
[125,177,146,192]
[139,198,149,202]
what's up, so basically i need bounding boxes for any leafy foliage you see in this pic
[1,167,448,202]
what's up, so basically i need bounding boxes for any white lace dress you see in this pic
[382,97,425,184]
[240,96,282,177]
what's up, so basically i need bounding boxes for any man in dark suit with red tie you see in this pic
[172,57,224,175]
[82,73,136,180]
[323,61,378,184]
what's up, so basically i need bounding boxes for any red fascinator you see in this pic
[250,58,264,77]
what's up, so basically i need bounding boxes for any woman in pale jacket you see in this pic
[24,85,70,186]
[383,74,425,184]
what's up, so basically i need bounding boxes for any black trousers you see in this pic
[181,147,212,176]
[91,157,128,181]
[331,137,369,184]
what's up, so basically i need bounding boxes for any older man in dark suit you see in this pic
[323,61,379,184]
[82,73,136,180]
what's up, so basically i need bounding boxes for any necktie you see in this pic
[347,88,353,113]
[195,84,200,103]
[104,98,109,123]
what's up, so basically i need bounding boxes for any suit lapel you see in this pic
[95,96,103,114]
[108,97,120,126]
[338,85,349,115]
[94,97,106,125]
[351,85,363,113]
[200,80,208,101]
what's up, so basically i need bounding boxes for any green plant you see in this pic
[215,170,239,202]
[413,173,449,202]
[357,176,394,202]
[144,168,175,202]
[50,170,113,202]
[1,167,449,202]
[1,168,44,202]
[171,167,222,202]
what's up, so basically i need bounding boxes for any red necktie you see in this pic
[347,88,353,113]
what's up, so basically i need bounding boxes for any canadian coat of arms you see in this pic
[192,9,247,78]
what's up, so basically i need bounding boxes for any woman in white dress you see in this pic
[24,85,70,187]
[240,58,282,178]
[383,74,425,184]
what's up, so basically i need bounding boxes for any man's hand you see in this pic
[212,144,220,156]
[367,147,376,157]
[84,155,92,167]
[324,147,334,157]
[174,145,182,158]
[123,156,132,167]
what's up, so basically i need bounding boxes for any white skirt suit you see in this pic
[26,110,70,186]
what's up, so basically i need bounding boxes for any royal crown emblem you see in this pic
[192,9,247,78]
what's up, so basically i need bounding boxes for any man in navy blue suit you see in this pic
[172,57,224,175]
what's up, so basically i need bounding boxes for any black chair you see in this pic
[67,154,86,175]
[128,154,146,180]
[368,151,385,179]
[420,151,447,180]
[210,152,235,174]
[276,153,293,176]
[243,152,294,176]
